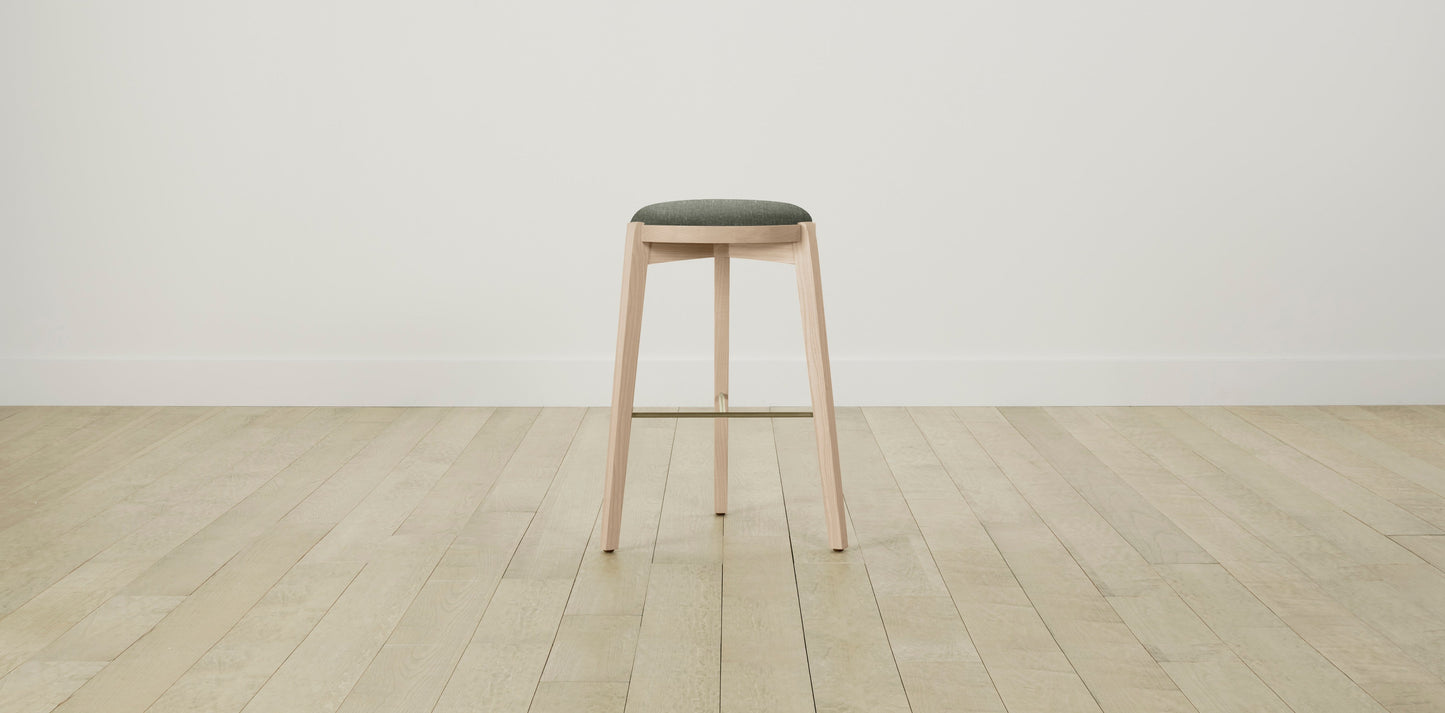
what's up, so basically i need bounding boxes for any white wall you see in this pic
[3,1,1443,406]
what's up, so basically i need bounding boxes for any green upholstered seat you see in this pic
[631,199,811,226]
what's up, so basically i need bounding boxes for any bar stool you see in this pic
[601,199,846,552]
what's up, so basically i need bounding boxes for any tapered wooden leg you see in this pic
[714,245,729,515]
[602,222,648,552]
[794,222,847,550]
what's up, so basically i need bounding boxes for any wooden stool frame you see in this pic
[601,221,847,552]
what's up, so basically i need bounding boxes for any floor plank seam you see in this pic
[6,407,1445,713]
[232,562,367,713]
[443,410,585,713]
[1093,408,1420,713]
[949,407,1133,713]
[897,407,1010,713]
[769,417,821,713]
[0,407,363,692]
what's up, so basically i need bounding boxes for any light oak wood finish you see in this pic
[0,408,213,531]
[645,241,796,266]
[0,661,106,713]
[644,242,713,265]
[639,223,802,245]
[0,408,367,680]
[720,419,812,713]
[565,416,674,617]
[795,223,846,550]
[603,220,845,552]
[625,418,723,713]
[0,408,110,475]
[715,243,730,516]
[1087,407,1445,705]
[0,408,306,616]
[4,406,1445,712]
[727,241,796,264]
[601,224,649,552]
[530,682,630,713]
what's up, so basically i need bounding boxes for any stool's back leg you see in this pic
[602,222,649,552]
[714,245,730,515]
[794,222,847,550]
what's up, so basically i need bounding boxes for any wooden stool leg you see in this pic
[794,222,847,551]
[602,223,648,552]
[714,245,729,515]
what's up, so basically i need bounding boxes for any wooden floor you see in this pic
[2,406,1445,712]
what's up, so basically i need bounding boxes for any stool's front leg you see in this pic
[602,222,648,552]
[794,222,847,551]
[714,244,729,515]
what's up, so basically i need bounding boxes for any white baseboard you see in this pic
[2,357,1442,406]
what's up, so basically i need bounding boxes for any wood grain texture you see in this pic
[721,419,811,713]
[530,682,629,713]
[607,220,835,551]
[0,406,1442,713]
[0,661,106,713]
[638,222,801,244]
[903,407,1103,713]
[1184,406,1441,535]
[625,417,723,713]
[566,416,675,616]
[0,408,369,679]
[715,244,730,516]
[53,523,335,713]
[726,241,796,264]
[146,560,363,713]
[795,222,846,551]
[0,408,309,615]
[602,223,648,551]
[954,408,1196,713]
[0,408,108,473]
[646,242,713,264]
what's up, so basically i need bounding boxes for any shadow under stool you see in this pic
[601,199,847,552]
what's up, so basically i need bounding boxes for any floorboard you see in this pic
[1,406,1444,713]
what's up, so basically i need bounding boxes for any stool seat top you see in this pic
[632,199,811,227]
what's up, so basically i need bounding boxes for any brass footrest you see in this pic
[631,408,812,419]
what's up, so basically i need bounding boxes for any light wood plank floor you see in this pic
[2,405,1445,713]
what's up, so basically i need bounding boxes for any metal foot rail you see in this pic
[631,392,812,419]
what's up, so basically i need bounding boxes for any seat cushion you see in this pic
[631,199,811,226]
